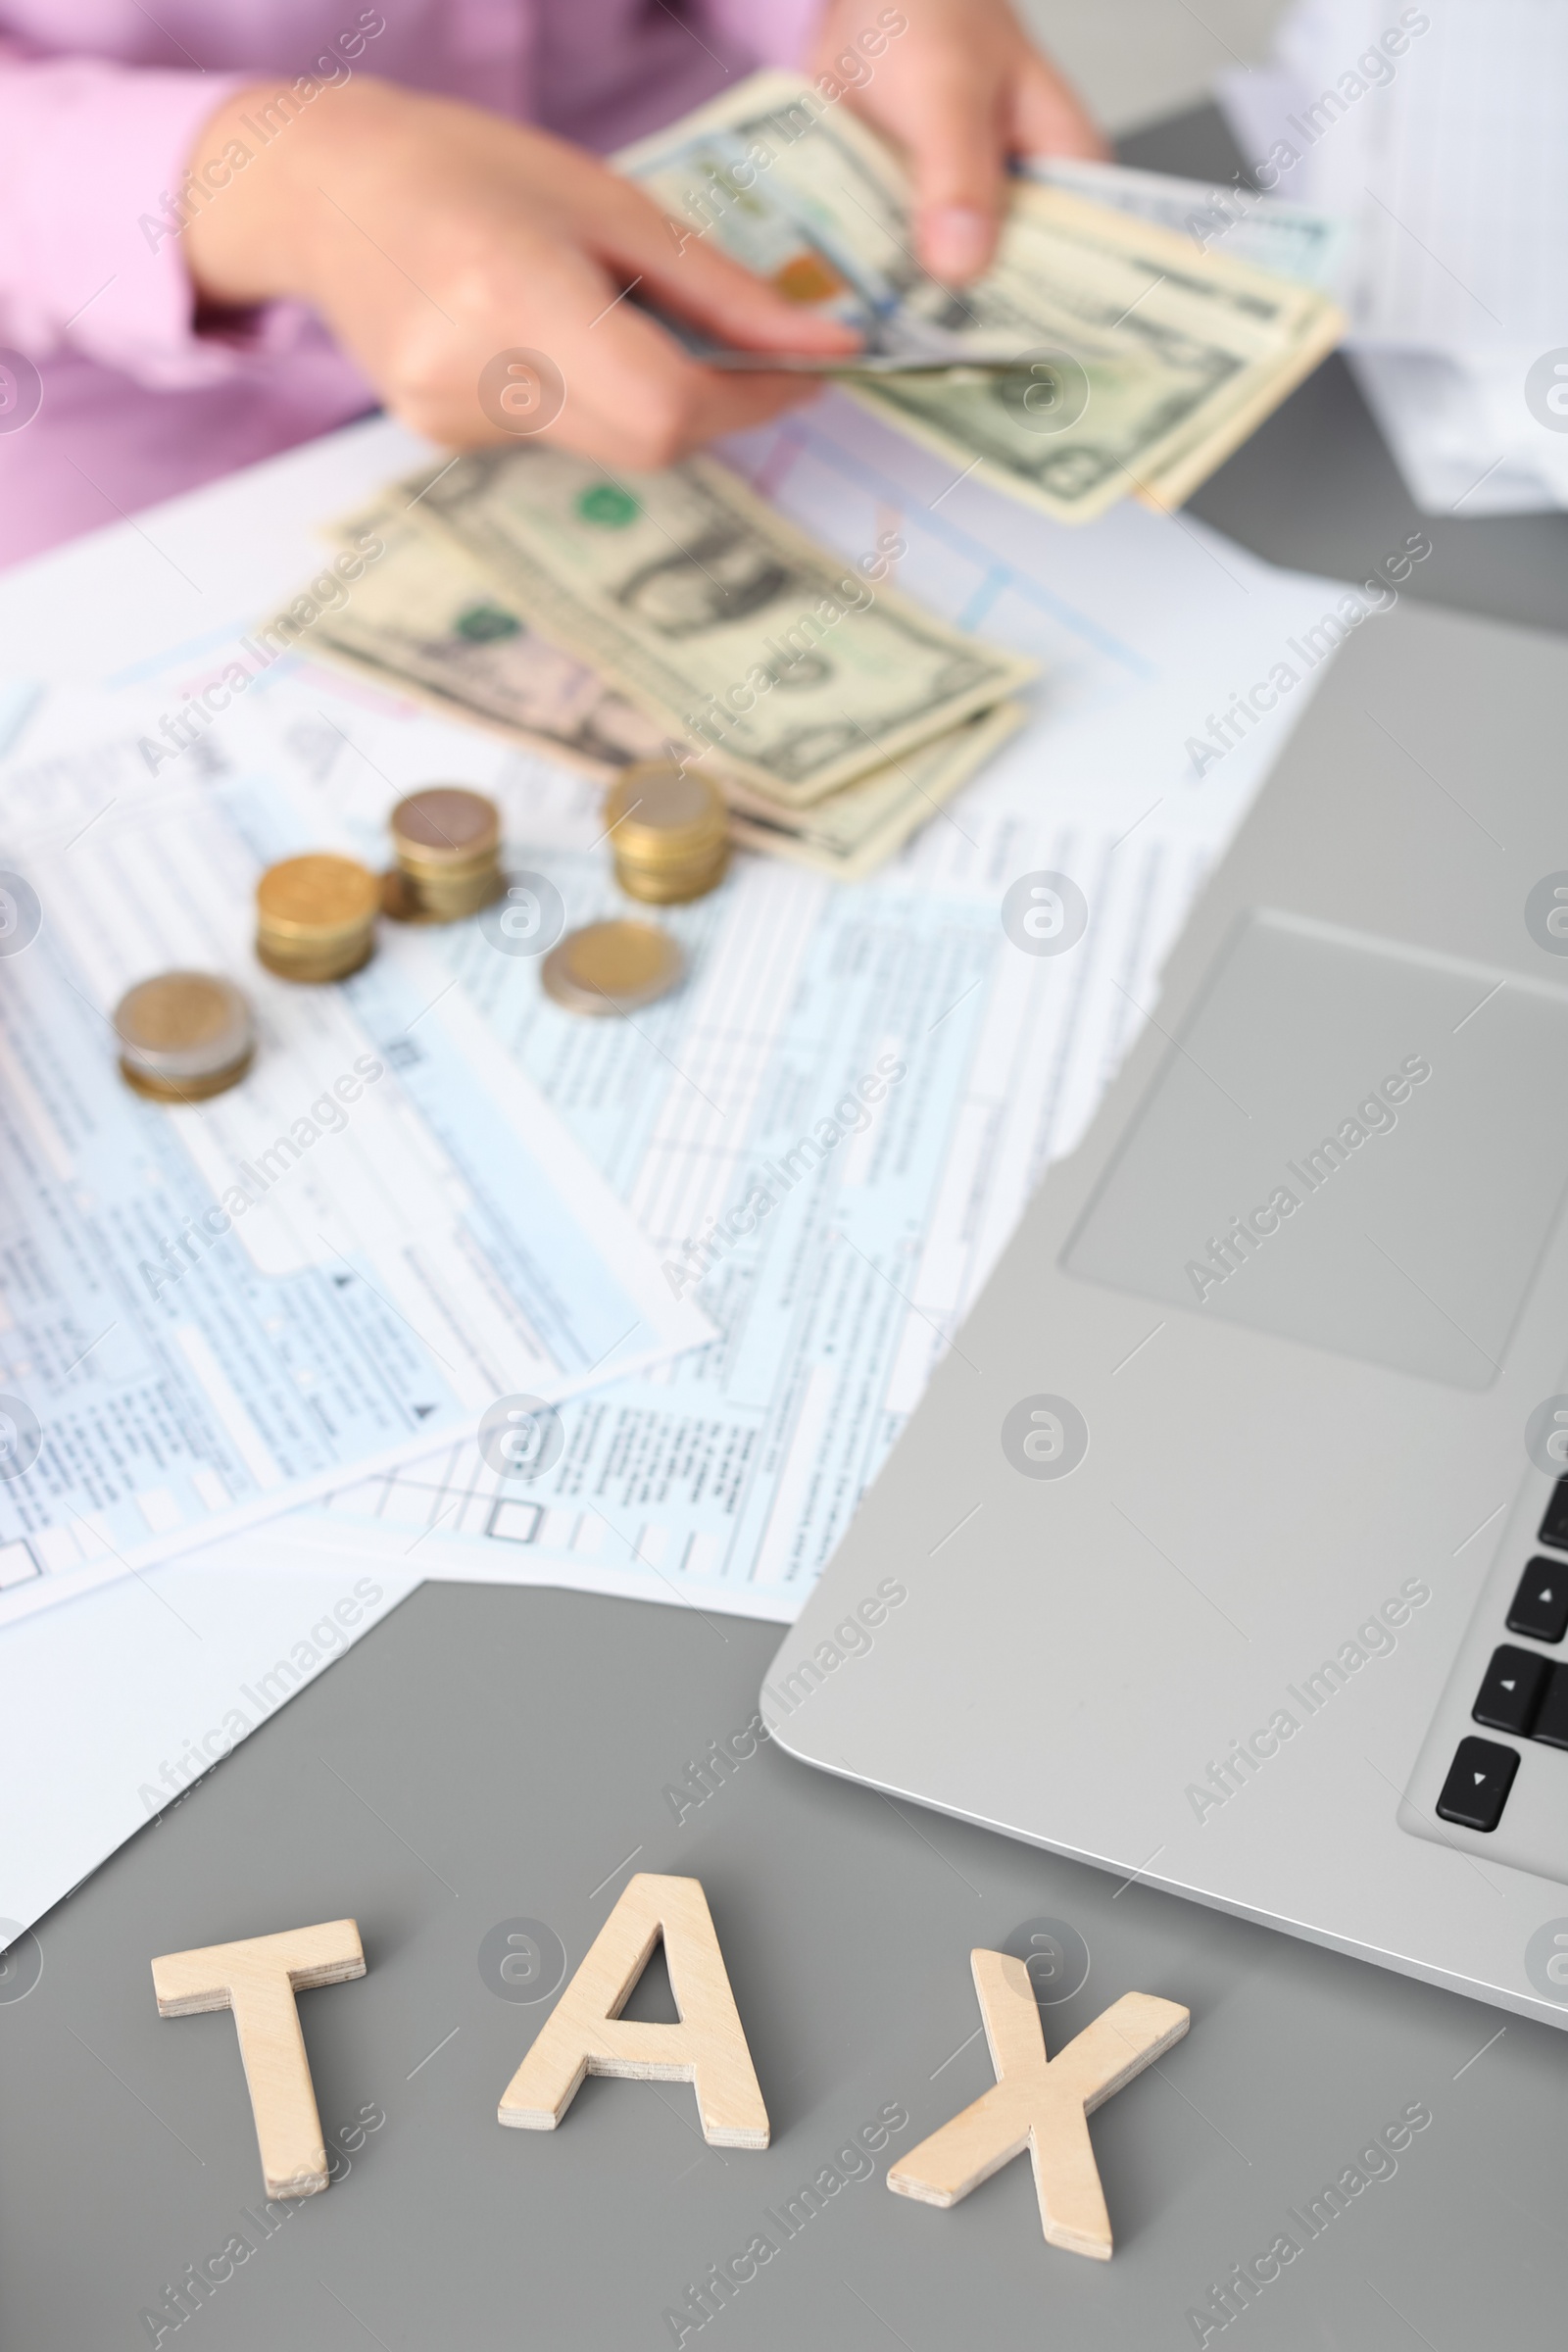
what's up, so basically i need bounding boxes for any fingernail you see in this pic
[923,205,993,281]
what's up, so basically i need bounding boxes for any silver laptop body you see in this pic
[764,599,1568,2027]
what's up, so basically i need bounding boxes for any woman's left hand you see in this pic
[809,0,1108,284]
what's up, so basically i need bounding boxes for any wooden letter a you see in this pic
[888,1951,1188,2258]
[498,1873,768,2148]
[151,1919,366,2198]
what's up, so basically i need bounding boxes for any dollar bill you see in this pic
[1023,158,1352,297]
[726,702,1024,880]
[312,497,668,778]
[617,74,1343,523]
[398,446,1036,804]
[298,501,1021,877]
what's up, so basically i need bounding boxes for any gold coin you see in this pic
[114,972,255,1097]
[380,868,441,926]
[391,787,501,867]
[256,854,380,942]
[256,938,375,984]
[605,763,729,904]
[380,866,503,925]
[540,920,685,1015]
[605,762,725,851]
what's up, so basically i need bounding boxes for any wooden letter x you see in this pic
[888,1951,1188,2259]
[498,1873,768,2148]
[151,1920,366,2198]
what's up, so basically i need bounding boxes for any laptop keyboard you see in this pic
[1435,1480,1568,1832]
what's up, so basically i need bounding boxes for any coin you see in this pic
[540,920,685,1015]
[380,864,503,923]
[388,787,504,921]
[114,972,255,1102]
[604,762,729,905]
[256,854,380,981]
[256,855,380,941]
[391,787,501,869]
[379,867,441,926]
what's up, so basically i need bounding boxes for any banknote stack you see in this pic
[291,76,1341,882]
[309,466,1034,884]
[619,73,1345,521]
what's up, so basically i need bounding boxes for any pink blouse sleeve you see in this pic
[705,0,826,73]
[0,43,301,387]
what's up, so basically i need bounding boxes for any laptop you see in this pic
[763,596,1568,2028]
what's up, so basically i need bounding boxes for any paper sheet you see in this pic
[1222,0,1568,347]
[1347,345,1568,514]
[1218,1,1568,514]
[0,684,708,1627]
[0,1549,418,1936]
[212,395,1357,1621]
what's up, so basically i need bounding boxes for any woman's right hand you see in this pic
[182,76,860,467]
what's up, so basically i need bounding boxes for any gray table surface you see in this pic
[4,104,1567,2352]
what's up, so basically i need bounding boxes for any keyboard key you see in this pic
[1539,1479,1568,1552]
[1436,1737,1519,1832]
[1531,1664,1568,1751]
[1506,1558,1568,1644]
[1474,1645,1551,1736]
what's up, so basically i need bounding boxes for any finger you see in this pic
[1010,51,1109,162]
[880,65,1008,283]
[593,179,863,356]
[540,274,825,465]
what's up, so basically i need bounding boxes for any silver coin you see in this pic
[113,972,255,1082]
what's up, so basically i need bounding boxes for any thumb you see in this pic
[906,77,1007,283]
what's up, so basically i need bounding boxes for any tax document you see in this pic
[0,690,709,1624]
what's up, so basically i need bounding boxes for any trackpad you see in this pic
[1064,912,1568,1388]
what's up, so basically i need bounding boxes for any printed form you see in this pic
[0,691,709,1625]
[211,395,1354,1619]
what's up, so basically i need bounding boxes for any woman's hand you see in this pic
[182,77,859,466]
[812,0,1107,282]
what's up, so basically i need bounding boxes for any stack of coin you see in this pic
[256,854,380,982]
[114,972,255,1102]
[541,919,685,1016]
[603,763,729,904]
[385,787,503,921]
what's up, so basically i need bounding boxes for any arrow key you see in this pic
[1473,1644,1549,1736]
[1506,1557,1568,1644]
[1436,1737,1519,1832]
